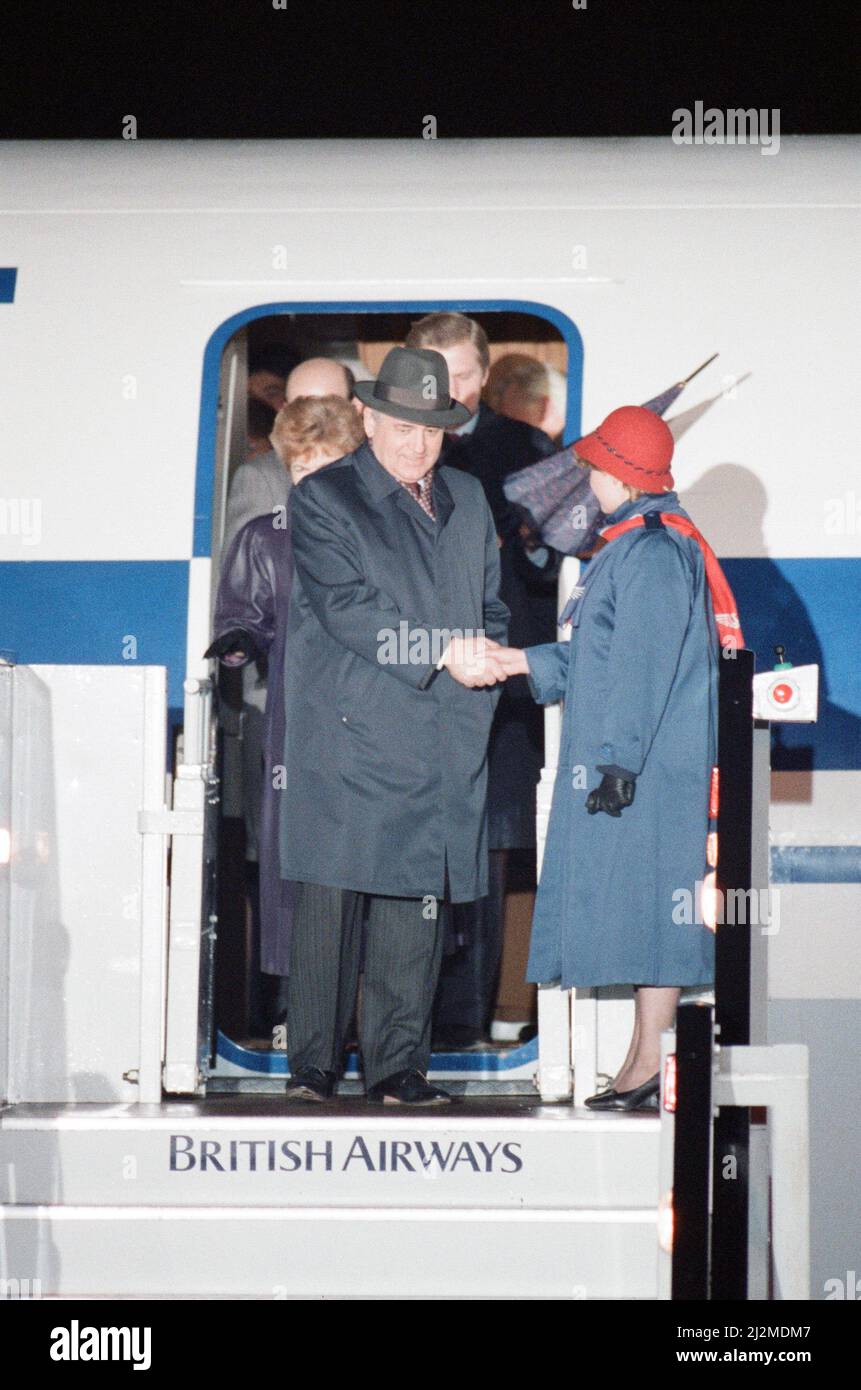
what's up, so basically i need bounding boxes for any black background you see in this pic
[2,0,857,139]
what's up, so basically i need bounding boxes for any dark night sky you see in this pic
[2,0,858,139]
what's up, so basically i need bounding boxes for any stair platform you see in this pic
[1,1097,660,1298]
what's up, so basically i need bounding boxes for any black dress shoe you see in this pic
[285,1067,336,1102]
[367,1068,452,1106]
[584,1071,660,1111]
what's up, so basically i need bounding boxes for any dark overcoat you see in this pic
[210,512,295,976]
[524,492,719,989]
[442,403,558,848]
[279,440,510,902]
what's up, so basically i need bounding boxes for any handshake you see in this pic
[439,636,530,689]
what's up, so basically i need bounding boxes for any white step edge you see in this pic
[0,1108,659,1134]
[2,1204,657,1222]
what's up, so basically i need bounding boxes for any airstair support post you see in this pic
[714,1042,810,1301]
[534,556,580,1102]
[160,677,215,1096]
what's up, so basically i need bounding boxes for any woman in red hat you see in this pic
[494,405,742,1110]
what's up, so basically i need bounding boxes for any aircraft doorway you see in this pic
[200,303,579,1093]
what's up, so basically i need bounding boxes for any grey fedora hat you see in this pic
[353,347,472,427]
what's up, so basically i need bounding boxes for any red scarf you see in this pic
[601,511,745,651]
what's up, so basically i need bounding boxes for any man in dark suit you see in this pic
[279,348,510,1105]
[404,313,558,1044]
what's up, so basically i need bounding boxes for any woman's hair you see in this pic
[576,453,645,502]
[270,394,364,466]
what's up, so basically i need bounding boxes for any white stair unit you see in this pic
[1,1100,660,1299]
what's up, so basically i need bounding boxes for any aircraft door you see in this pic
[161,329,249,1095]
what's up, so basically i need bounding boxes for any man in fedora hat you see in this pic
[279,347,510,1105]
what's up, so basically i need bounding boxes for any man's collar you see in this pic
[447,404,482,438]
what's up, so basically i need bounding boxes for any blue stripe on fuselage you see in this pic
[723,558,861,771]
[0,268,17,302]
[0,555,859,770]
[0,559,189,714]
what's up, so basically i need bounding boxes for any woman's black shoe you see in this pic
[584,1071,660,1111]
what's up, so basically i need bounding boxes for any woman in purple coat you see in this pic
[206,395,365,981]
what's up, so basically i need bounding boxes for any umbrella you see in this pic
[640,352,719,417]
[502,355,719,556]
[503,444,601,556]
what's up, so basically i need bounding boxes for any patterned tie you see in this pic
[399,470,436,520]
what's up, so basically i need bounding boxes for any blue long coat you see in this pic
[525,492,719,989]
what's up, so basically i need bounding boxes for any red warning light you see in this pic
[708,766,719,820]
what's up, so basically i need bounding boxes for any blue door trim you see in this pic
[216,1028,539,1076]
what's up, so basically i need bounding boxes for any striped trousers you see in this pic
[285,882,445,1089]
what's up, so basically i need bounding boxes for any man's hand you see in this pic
[441,635,509,688]
[585,773,636,818]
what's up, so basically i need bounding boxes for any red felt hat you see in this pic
[573,405,675,492]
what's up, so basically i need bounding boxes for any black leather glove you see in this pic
[586,772,636,818]
[203,628,260,662]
